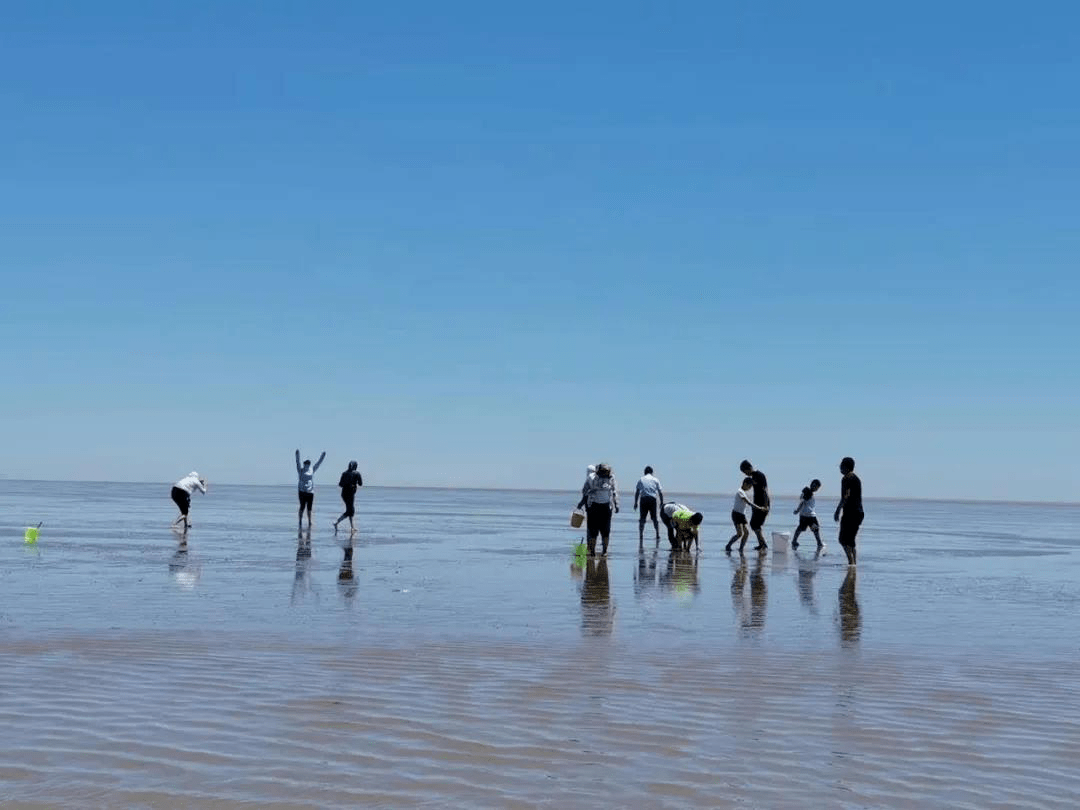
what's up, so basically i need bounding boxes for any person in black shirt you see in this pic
[333,460,364,535]
[834,457,864,565]
[739,460,771,550]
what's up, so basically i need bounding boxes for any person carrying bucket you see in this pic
[577,463,619,556]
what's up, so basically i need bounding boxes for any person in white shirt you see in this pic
[576,463,619,556]
[791,479,824,550]
[633,466,665,545]
[295,449,326,531]
[725,477,768,553]
[171,471,207,531]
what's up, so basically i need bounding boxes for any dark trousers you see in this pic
[638,495,658,527]
[586,502,613,554]
[660,511,678,549]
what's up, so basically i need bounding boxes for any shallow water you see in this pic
[2,481,1079,808]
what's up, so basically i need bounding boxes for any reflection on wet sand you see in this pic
[291,532,316,605]
[634,547,659,599]
[581,557,614,636]
[338,542,358,601]
[796,548,823,615]
[169,538,200,590]
[838,567,860,647]
[659,550,700,601]
[731,551,768,636]
[749,549,767,632]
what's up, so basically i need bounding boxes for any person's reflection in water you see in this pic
[730,553,749,631]
[581,557,614,636]
[291,531,316,605]
[838,566,861,647]
[659,549,700,601]
[796,548,823,615]
[338,541,358,602]
[169,536,200,590]
[634,546,659,600]
[748,548,768,633]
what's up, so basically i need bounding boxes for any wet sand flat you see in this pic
[2,481,1079,808]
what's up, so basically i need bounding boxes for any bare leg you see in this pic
[812,525,824,547]
[753,527,768,550]
[791,527,802,549]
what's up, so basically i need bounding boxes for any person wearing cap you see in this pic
[171,471,207,531]
[333,460,364,535]
[577,463,619,556]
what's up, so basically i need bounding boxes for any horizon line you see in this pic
[1,477,1077,508]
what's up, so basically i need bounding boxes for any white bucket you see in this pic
[771,531,791,552]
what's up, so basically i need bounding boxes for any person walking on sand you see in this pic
[577,463,619,557]
[739,460,771,550]
[834,457,864,565]
[171,471,207,531]
[333,460,364,534]
[633,466,665,545]
[726,477,766,553]
[295,449,326,531]
[791,479,824,550]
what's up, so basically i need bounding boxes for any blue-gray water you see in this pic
[2,480,1079,808]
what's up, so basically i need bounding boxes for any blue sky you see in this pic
[2,1,1077,501]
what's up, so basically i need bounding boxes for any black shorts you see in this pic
[171,486,191,516]
[731,510,747,528]
[298,491,314,510]
[749,507,767,531]
[838,512,864,547]
[797,515,820,532]
[341,490,356,518]
[638,495,658,524]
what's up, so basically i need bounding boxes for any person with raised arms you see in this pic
[295,449,326,532]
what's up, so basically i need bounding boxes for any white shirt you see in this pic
[798,494,817,517]
[662,502,688,520]
[733,489,753,514]
[174,472,206,495]
[635,474,663,501]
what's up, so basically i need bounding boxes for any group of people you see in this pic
[169,450,366,536]
[576,457,866,565]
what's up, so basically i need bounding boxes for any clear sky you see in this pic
[2,1,1077,501]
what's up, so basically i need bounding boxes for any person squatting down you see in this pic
[661,502,704,551]
[577,463,619,557]
[634,466,664,544]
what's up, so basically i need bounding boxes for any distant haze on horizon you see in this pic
[2,2,1077,502]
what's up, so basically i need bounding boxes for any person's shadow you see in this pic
[838,567,861,647]
[659,549,700,601]
[169,536,200,590]
[291,531,317,605]
[338,541,358,602]
[634,547,659,600]
[748,548,768,633]
[581,557,614,636]
[795,547,823,615]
